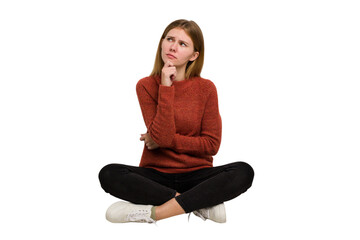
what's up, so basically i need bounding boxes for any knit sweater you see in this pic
[136,75,222,173]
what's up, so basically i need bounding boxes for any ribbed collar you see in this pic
[153,75,197,91]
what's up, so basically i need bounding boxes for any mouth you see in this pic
[166,54,177,59]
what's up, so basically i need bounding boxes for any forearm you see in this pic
[137,83,176,148]
[171,131,221,156]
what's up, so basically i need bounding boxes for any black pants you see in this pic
[98,162,254,213]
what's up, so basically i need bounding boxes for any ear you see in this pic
[189,51,199,62]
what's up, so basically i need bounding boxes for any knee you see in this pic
[98,164,129,186]
[99,164,113,186]
[228,162,255,189]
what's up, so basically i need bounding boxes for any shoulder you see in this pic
[193,77,218,95]
[136,75,160,88]
[136,75,160,93]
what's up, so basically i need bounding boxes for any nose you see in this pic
[170,42,177,52]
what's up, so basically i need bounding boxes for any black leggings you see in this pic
[98,162,254,213]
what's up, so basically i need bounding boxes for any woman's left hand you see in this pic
[140,133,160,150]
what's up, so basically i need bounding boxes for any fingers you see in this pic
[139,133,159,150]
[165,60,174,67]
[139,133,152,145]
[161,61,177,86]
[146,142,157,150]
[164,64,176,75]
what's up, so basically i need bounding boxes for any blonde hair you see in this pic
[150,19,205,79]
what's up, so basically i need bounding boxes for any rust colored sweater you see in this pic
[136,75,222,173]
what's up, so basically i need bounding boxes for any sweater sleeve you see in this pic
[136,80,176,148]
[170,85,222,156]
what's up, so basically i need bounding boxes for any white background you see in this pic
[1,0,359,239]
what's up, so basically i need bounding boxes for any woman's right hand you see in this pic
[161,61,176,86]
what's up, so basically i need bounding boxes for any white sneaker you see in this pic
[105,201,155,223]
[193,203,226,223]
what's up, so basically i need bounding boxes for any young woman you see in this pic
[99,19,254,224]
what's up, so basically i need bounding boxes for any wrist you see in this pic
[161,79,172,87]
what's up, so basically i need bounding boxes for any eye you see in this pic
[167,37,174,42]
[180,42,187,47]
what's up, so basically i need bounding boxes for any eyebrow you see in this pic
[167,35,190,45]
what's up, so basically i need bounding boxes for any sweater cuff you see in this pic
[170,134,183,152]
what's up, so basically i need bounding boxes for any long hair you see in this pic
[150,19,205,79]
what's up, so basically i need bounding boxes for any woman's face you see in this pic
[161,28,199,68]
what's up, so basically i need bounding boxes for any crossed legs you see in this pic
[99,162,254,221]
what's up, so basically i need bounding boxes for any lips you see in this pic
[166,54,177,59]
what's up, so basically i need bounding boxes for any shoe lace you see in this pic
[126,209,155,223]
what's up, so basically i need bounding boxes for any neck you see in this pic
[174,65,186,82]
